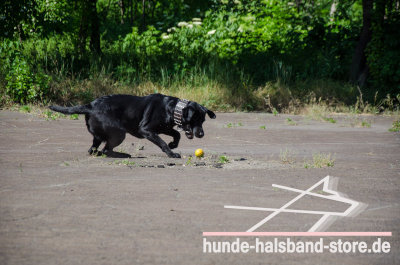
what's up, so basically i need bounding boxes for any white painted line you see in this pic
[272,184,336,198]
[309,214,331,232]
[225,176,366,232]
[245,177,325,232]
[224,205,346,216]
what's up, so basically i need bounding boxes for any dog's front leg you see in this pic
[140,130,181,158]
[165,129,181,149]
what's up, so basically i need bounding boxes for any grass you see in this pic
[304,153,335,169]
[43,110,66,120]
[360,120,371,128]
[347,116,373,128]
[70,114,79,120]
[286,118,297,126]
[113,159,135,166]
[185,156,193,166]
[12,104,81,121]
[389,120,400,132]
[279,148,296,164]
[259,125,266,129]
[2,69,399,121]
[35,66,256,112]
[218,155,229,164]
[19,105,31,113]
[2,69,399,115]
[323,117,337,123]
[226,122,244,128]
[303,103,339,123]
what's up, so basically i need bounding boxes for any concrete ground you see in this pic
[0,110,399,264]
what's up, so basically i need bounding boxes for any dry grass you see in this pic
[279,148,297,164]
[304,153,335,169]
[3,72,399,116]
[47,77,250,111]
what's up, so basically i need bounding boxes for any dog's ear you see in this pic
[206,109,216,119]
[182,106,195,123]
[200,105,216,119]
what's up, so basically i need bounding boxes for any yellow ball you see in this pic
[195,148,204,158]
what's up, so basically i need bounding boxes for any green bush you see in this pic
[1,0,398,109]
[367,11,400,96]
[5,56,50,104]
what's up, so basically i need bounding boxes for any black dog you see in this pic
[49,94,216,158]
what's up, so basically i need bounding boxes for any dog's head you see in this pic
[181,102,216,139]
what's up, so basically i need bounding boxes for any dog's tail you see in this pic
[49,104,91,115]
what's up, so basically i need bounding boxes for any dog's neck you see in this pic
[173,99,189,127]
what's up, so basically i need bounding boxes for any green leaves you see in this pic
[5,56,50,104]
[2,0,397,107]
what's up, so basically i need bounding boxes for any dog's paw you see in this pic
[89,148,103,156]
[169,152,181,158]
[88,147,97,155]
[168,142,178,149]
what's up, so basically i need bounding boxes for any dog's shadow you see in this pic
[131,156,147,159]
[91,150,147,159]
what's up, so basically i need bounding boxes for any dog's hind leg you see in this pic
[88,137,102,155]
[101,130,131,158]
[85,114,104,156]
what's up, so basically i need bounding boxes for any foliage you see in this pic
[4,53,50,104]
[389,120,400,132]
[218,155,229,164]
[0,0,399,109]
[366,7,400,96]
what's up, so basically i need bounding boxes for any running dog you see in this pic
[49,94,216,158]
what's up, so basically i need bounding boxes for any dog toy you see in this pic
[195,148,204,158]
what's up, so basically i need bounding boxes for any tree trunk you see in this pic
[128,0,133,25]
[78,1,90,55]
[350,0,373,86]
[89,0,101,54]
[295,0,301,12]
[141,0,146,32]
[151,0,155,21]
[132,0,137,24]
[119,0,125,24]
[329,0,337,22]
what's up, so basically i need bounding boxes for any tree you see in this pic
[118,0,125,24]
[141,0,146,32]
[350,0,373,87]
[0,0,36,40]
[89,0,101,54]
[78,0,101,55]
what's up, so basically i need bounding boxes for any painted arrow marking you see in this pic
[225,175,366,232]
